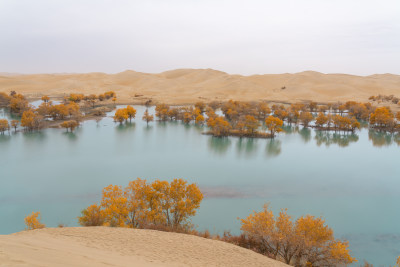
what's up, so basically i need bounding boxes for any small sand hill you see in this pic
[0,227,289,267]
[0,69,399,104]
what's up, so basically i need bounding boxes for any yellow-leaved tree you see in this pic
[265,116,283,137]
[24,211,46,230]
[101,185,128,227]
[78,178,203,231]
[240,204,356,266]
[78,204,105,226]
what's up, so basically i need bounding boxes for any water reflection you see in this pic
[236,138,258,157]
[0,134,11,143]
[265,139,282,157]
[281,125,299,134]
[368,130,400,147]
[62,132,78,141]
[315,131,359,147]
[22,131,46,143]
[208,136,231,155]
[299,128,312,143]
[115,122,136,133]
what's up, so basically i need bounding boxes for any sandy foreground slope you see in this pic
[0,69,399,105]
[0,227,289,267]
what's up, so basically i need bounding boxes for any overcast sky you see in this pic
[0,0,399,75]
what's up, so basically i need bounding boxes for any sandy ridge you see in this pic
[0,227,289,267]
[0,69,399,105]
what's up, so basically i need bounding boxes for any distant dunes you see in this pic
[0,69,399,105]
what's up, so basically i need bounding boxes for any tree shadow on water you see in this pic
[62,131,78,141]
[22,131,46,143]
[368,130,399,147]
[265,139,282,158]
[314,131,359,148]
[0,133,11,143]
[298,128,312,143]
[236,138,258,157]
[115,122,136,133]
[208,136,231,155]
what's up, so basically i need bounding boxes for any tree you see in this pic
[0,119,9,134]
[41,95,50,103]
[265,116,283,137]
[125,105,137,122]
[244,115,260,135]
[307,101,318,112]
[167,178,203,228]
[315,112,328,128]
[183,112,192,124]
[370,107,394,128]
[155,104,170,121]
[21,110,43,131]
[9,94,30,115]
[24,211,46,230]
[142,109,154,125]
[299,112,313,128]
[78,204,105,226]
[113,108,128,124]
[240,204,356,266]
[195,114,205,125]
[101,185,128,227]
[207,116,232,137]
[257,102,271,120]
[125,178,150,228]
[396,112,400,122]
[112,97,117,105]
[0,92,11,106]
[194,101,206,113]
[11,120,19,132]
[60,120,79,132]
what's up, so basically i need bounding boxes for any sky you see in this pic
[0,0,399,75]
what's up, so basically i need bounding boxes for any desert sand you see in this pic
[0,227,289,267]
[0,69,399,105]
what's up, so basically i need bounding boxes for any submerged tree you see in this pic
[125,105,137,122]
[142,109,154,125]
[60,120,79,132]
[265,116,283,137]
[113,108,128,124]
[0,119,9,134]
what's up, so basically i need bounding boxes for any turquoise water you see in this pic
[0,105,399,265]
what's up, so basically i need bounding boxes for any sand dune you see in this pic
[0,69,399,105]
[0,227,288,267]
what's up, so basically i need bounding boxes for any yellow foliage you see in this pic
[24,211,45,230]
[101,185,128,227]
[240,204,357,265]
[142,109,154,124]
[78,204,105,226]
[113,108,128,124]
[125,105,137,122]
[265,116,283,137]
[0,119,9,133]
[81,178,203,230]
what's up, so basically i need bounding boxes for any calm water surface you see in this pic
[0,105,399,265]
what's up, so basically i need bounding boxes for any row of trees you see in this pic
[78,178,203,230]
[0,91,119,132]
[113,106,155,125]
[66,91,116,106]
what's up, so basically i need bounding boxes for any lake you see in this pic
[0,104,399,266]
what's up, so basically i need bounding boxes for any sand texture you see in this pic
[0,69,399,105]
[0,227,289,267]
